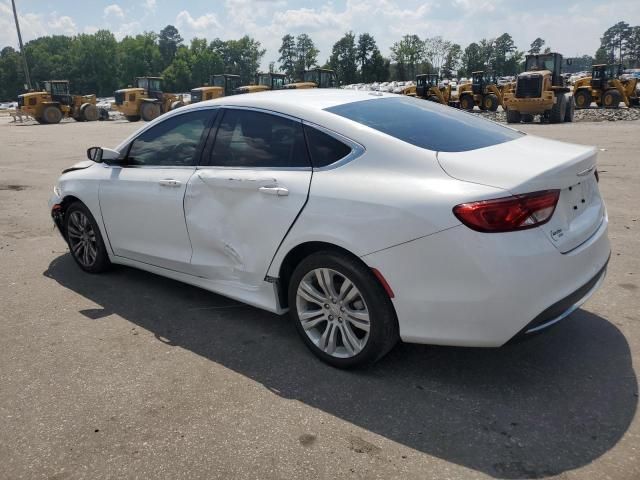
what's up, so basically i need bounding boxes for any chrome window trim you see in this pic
[302,120,366,172]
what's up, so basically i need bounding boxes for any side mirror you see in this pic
[87,147,122,164]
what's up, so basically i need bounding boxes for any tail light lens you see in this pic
[453,190,560,233]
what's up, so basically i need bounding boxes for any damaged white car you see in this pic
[50,90,610,368]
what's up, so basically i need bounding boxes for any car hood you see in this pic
[62,160,94,174]
[436,135,597,195]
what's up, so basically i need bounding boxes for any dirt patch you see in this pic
[0,184,29,191]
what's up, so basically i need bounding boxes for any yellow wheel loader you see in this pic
[458,71,505,111]
[114,77,185,122]
[407,74,457,107]
[17,80,100,124]
[283,68,337,89]
[573,64,639,109]
[190,74,241,103]
[234,73,287,94]
[503,52,574,124]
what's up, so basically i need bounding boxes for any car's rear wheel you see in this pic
[65,202,111,273]
[288,251,398,368]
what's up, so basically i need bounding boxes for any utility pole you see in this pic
[11,0,32,90]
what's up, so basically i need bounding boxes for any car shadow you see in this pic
[44,254,637,479]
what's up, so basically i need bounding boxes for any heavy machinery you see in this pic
[458,71,505,111]
[283,68,337,89]
[114,77,185,122]
[190,74,241,103]
[573,64,639,109]
[17,80,100,124]
[503,52,574,123]
[405,74,458,107]
[234,72,287,94]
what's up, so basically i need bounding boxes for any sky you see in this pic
[1,0,639,69]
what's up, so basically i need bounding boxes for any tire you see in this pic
[125,115,141,122]
[288,250,399,368]
[549,93,566,123]
[81,103,99,122]
[42,105,63,124]
[506,108,521,123]
[98,108,109,121]
[484,94,499,111]
[64,202,111,274]
[140,102,161,121]
[564,95,575,122]
[521,113,534,123]
[460,94,475,111]
[603,89,621,108]
[574,89,591,109]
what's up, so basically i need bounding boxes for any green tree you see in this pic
[628,26,640,67]
[117,32,163,86]
[162,45,192,91]
[357,33,377,82]
[390,34,424,80]
[278,34,297,80]
[461,42,484,76]
[492,33,517,75]
[158,25,183,69]
[0,47,24,100]
[599,21,632,65]
[528,37,545,55]
[188,38,223,86]
[295,34,318,79]
[211,36,265,84]
[441,43,461,79]
[329,32,358,85]
[68,30,119,96]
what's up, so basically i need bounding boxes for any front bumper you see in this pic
[363,215,610,347]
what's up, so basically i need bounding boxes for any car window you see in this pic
[209,109,310,168]
[127,110,213,167]
[304,125,352,168]
[325,96,523,153]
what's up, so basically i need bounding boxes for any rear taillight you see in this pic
[453,190,560,233]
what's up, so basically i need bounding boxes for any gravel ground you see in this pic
[471,106,640,123]
[0,117,639,480]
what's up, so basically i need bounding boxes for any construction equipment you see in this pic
[283,68,337,89]
[234,72,287,94]
[573,64,639,109]
[190,74,240,103]
[458,71,505,111]
[17,80,99,124]
[405,74,457,107]
[113,77,185,122]
[503,52,574,124]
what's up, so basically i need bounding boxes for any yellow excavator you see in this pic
[190,74,241,103]
[503,52,574,124]
[114,77,185,122]
[458,71,505,111]
[17,80,100,124]
[234,72,287,94]
[573,64,639,109]
[283,68,337,89]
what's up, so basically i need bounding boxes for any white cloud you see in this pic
[143,0,157,13]
[176,10,221,32]
[103,4,124,19]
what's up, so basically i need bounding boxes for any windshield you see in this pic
[303,71,318,83]
[257,74,270,86]
[272,76,285,89]
[212,76,225,87]
[149,79,162,91]
[325,96,523,153]
[526,55,555,72]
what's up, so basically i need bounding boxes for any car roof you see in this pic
[196,88,386,115]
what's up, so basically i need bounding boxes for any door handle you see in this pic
[258,186,289,196]
[159,179,182,187]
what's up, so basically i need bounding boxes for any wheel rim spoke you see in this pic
[296,267,370,359]
[67,211,97,267]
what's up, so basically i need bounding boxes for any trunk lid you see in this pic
[438,135,605,253]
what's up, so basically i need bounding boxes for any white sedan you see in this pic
[49,90,610,368]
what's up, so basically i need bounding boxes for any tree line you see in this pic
[1,21,639,101]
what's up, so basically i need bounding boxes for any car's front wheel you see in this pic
[288,251,398,368]
[64,202,111,273]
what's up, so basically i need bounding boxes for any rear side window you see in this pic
[209,109,310,168]
[325,96,523,152]
[304,125,352,168]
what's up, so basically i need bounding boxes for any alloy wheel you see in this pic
[295,268,371,358]
[67,210,98,268]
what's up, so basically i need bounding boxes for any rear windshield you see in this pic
[325,96,523,152]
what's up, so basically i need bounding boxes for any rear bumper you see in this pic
[363,214,610,347]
